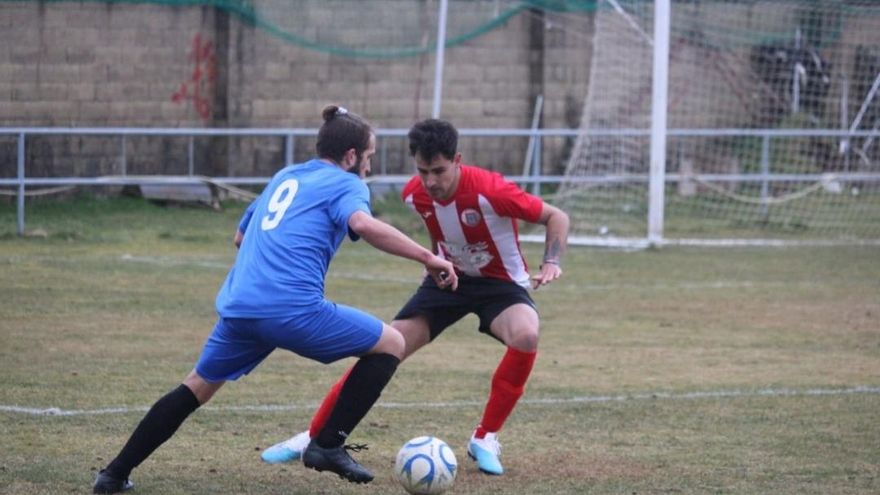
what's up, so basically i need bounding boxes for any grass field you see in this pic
[1,195,879,494]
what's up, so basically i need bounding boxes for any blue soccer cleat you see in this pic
[261,431,310,464]
[467,432,503,475]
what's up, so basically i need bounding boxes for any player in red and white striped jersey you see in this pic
[262,118,569,476]
[402,155,543,287]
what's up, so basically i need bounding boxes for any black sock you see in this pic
[105,384,201,479]
[315,353,400,449]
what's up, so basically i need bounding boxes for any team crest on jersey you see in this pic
[439,241,492,275]
[460,208,482,227]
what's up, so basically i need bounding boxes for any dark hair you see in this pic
[408,119,458,161]
[316,105,373,164]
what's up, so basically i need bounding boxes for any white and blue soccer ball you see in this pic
[394,436,457,495]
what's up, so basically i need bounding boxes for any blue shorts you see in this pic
[195,300,383,383]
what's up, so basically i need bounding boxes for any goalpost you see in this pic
[553,0,880,248]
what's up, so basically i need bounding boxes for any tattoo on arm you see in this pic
[543,238,564,264]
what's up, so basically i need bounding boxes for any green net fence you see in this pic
[3,0,601,58]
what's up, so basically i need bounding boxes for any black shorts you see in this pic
[393,274,537,341]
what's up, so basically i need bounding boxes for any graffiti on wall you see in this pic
[171,33,216,121]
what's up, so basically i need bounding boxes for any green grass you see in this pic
[1,195,879,494]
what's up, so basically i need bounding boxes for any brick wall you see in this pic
[0,1,592,178]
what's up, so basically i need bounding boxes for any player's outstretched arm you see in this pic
[531,203,569,289]
[348,210,458,290]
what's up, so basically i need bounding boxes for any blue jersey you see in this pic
[216,159,371,318]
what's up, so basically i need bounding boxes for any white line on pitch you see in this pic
[2,386,878,417]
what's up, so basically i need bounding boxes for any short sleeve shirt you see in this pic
[402,164,543,288]
[216,159,371,317]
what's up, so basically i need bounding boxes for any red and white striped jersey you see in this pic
[402,164,544,288]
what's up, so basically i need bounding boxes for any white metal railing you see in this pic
[2,126,880,241]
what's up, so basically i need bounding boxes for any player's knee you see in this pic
[393,317,431,361]
[507,326,539,352]
[388,329,406,358]
[373,325,406,359]
[182,372,223,405]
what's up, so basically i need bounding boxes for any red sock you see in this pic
[474,347,537,438]
[308,367,353,438]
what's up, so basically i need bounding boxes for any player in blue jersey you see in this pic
[92,105,458,494]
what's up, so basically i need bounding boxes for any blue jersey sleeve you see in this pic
[331,178,372,241]
[238,197,260,233]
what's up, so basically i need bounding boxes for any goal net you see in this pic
[556,0,880,246]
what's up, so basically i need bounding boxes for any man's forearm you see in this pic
[543,212,569,265]
[352,213,433,265]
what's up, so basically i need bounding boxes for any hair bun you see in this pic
[321,105,349,122]
[321,105,338,122]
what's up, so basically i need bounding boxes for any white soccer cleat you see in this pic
[467,431,503,475]
[261,431,311,464]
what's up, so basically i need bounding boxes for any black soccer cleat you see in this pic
[302,442,374,484]
[93,469,134,494]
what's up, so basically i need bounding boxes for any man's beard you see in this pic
[346,157,363,177]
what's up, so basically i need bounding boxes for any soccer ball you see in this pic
[394,436,457,495]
